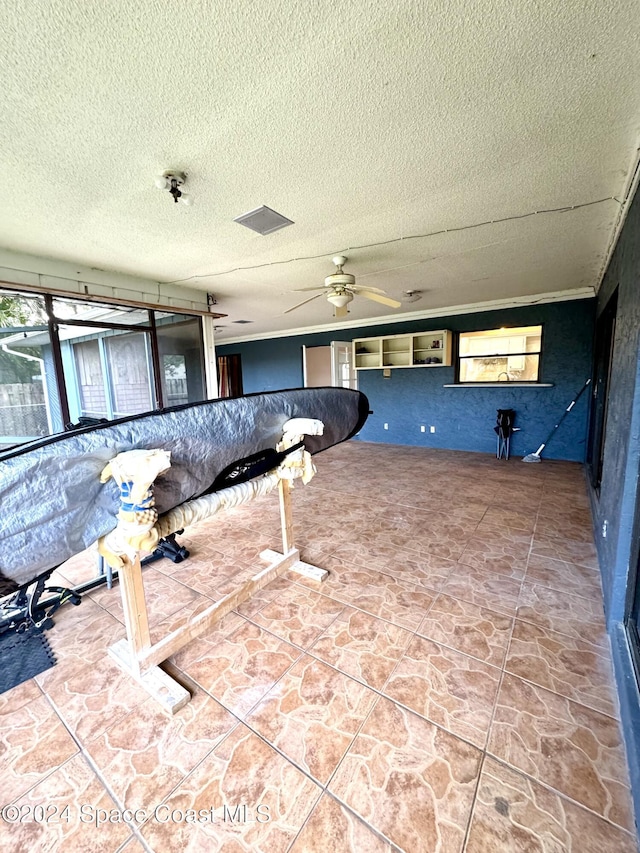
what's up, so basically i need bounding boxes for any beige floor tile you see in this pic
[46,656,150,744]
[0,695,79,804]
[4,754,132,853]
[118,839,147,852]
[148,593,233,646]
[168,610,246,670]
[141,724,321,852]
[517,583,608,649]
[506,619,619,717]
[469,524,534,549]
[537,502,591,522]
[418,594,513,668]
[55,550,99,587]
[0,678,42,714]
[329,541,454,591]
[289,794,399,852]
[309,560,436,631]
[488,674,634,830]
[235,575,290,618]
[165,556,253,596]
[84,690,237,811]
[479,508,537,533]
[246,655,377,784]
[329,697,482,853]
[458,536,530,580]
[384,635,502,748]
[207,532,283,564]
[309,606,413,690]
[35,598,125,693]
[534,511,595,542]
[251,585,345,649]
[530,534,599,569]
[524,554,602,599]
[181,618,302,716]
[466,756,638,853]
[441,565,522,617]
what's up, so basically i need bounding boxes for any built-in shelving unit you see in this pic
[353,330,452,369]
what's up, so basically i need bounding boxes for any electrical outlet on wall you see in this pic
[430,426,436,433]
[384,423,389,430]
[420,425,426,433]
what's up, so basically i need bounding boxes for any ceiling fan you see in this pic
[284,255,402,318]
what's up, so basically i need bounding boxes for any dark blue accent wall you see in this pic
[591,192,640,617]
[218,299,595,461]
[587,188,640,833]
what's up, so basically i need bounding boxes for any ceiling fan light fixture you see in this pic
[327,291,354,308]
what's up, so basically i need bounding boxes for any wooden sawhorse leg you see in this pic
[109,475,327,714]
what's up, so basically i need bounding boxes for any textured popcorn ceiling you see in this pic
[0,0,639,340]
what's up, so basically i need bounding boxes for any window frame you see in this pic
[455,324,544,385]
[0,287,207,445]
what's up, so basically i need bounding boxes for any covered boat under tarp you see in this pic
[0,387,369,586]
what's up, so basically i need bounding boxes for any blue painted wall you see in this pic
[218,298,595,461]
[587,188,640,832]
[590,191,640,617]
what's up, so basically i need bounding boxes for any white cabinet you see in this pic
[353,330,452,370]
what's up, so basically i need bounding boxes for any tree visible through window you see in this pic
[458,326,542,383]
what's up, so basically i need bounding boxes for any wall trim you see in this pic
[217,288,595,345]
[443,383,554,388]
[610,622,640,838]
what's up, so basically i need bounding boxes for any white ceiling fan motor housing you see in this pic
[325,255,355,289]
[324,272,356,288]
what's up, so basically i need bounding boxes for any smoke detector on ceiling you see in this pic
[401,290,423,303]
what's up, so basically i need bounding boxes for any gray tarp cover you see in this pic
[0,388,368,586]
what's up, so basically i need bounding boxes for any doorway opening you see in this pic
[587,289,618,493]
[302,341,357,389]
[217,353,243,398]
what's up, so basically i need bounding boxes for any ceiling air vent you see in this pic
[233,205,294,235]
[232,320,253,324]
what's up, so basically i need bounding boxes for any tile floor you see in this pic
[0,441,637,852]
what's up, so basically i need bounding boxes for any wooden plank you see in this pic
[135,547,300,671]
[291,560,328,583]
[117,553,151,675]
[108,638,191,715]
[260,549,328,583]
[279,477,294,553]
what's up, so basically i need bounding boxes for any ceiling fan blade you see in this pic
[334,304,349,319]
[292,286,329,293]
[360,291,402,309]
[283,293,324,314]
[350,284,387,295]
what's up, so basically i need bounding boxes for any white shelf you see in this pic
[443,383,554,388]
[354,330,452,370]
